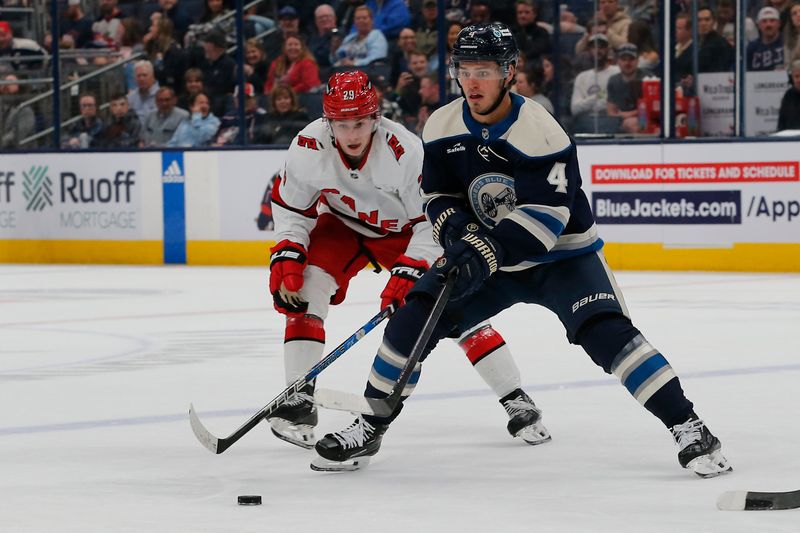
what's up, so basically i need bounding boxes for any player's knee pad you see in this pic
[575,313,640,374]
[299,265,338,319]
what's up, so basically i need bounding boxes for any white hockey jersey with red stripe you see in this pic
[271,117,440,264]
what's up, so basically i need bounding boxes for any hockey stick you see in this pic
[717,489,800,511]
[315,271,456,418]
[189,305,394,454]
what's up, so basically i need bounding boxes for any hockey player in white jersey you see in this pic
[266,70,550,449]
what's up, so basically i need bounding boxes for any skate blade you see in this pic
[517,422,552,446]
[688,450,733,478]
[269,418,316,450]
[310,455,371,472]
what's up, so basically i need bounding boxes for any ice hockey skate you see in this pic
[310,415,388,472]
[266,383,317,449]
[671,415,732,478]
[500,388,551,445]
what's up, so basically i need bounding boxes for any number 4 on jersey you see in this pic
[546,162,567,193]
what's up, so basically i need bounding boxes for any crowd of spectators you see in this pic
[2,0,800,149]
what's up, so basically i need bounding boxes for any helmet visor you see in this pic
[449,63,511,81]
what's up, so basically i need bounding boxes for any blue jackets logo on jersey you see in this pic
[469,173,516,227]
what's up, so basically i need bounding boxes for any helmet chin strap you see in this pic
[476,78,510,116]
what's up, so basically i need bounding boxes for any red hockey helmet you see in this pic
[323,70,379,120]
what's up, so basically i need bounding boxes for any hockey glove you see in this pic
[380,255,429,310]
[269,239,308,315]
[434,232,504,301]
[431,207,485,248]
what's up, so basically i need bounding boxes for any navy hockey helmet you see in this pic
[450,22,519,73]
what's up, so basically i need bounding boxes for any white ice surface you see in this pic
[1,265,799,532]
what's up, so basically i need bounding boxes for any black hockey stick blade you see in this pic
[188,305,394,454]
[315,272,456,418]
[717,489,800,511]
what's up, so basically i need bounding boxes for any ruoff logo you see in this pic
[572,293,616,313]
[23,166,53,211]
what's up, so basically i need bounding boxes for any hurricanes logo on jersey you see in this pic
[468,173,516,228]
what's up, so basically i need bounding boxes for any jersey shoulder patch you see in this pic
[505,100,571,159]
[422,99,469,144]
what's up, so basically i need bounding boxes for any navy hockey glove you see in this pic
[269,240,309,315]
[431,207,485,248]
[434,232,504,301]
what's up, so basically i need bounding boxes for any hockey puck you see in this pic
[237,495,262,506]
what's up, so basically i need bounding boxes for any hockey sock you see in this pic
[577,314,694,429]
[458,324,521,398]
[363,298,445,424]
[283,314,325,385]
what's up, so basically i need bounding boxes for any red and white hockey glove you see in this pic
[269,239,308,315]
[380,255,428,310]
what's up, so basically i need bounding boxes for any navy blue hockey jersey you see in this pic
[421,93,602,270]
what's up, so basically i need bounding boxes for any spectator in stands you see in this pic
[514,63,554,114]
[254,84,309,145]
[0,74,35,149]
[415,0,438,59]
[716,0,758,46]
[141,86,189,147]
[309,4,337,69]
[264,35,320,94]
[696,6,735,72]
[628,0,657,25]
[94,92,142,148]
[145,17,187,91]
[92,1,122,48]
[374,76,403,122]
[570,33,620,132]
[198,30,236,117]
[627,19,659,73]
[390,28,418,85]
[158,0,194,45]
[334,6,388,67]
[359,0,411,41]
[415,73,440,134]
[243,4,275,39]
[771,0,794,28]
[748,7,786,71]
[0,20,47,71]
[261,5,305,62]
[178,67,204,110]
[512,0,551,62]
[167,91,219,147]
[63,93,104,148]
[595,0,631,50]
[128,60,160,123]
[393,49,429,118]
[467,1,492,25]
[214,82,267,145]
[786,2,800,64]
[244,38,270,91]
[673,12,694,92]
[276,6,304,41]
[185,0,234,47]
[606,43,646,133]
[443,20,465,98]
[60,0,94,49]
[118,18,145,90]
[778,58,800,130]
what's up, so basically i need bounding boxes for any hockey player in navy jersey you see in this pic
[266,70,550,449]
[313,23,732,478]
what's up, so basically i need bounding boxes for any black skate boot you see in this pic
[500,388,552,445]
[310,415,388,472]
[671,414,732,478]
[266,382,317,449]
